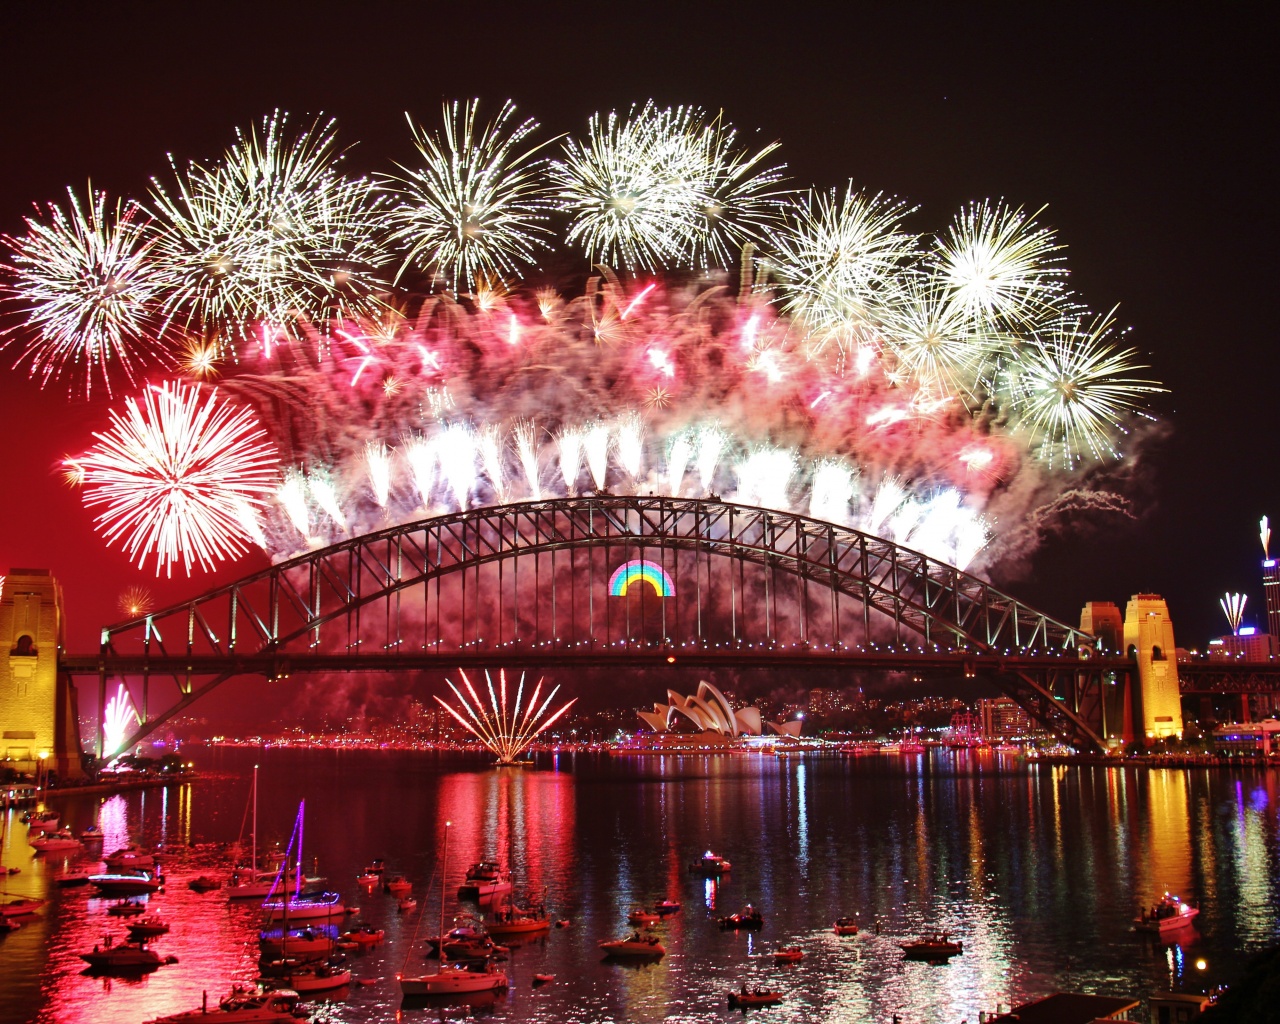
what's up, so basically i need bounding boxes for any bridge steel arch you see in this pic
[63,496,1111,753]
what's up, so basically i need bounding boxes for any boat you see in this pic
[25,811,60,832]
[384,875,412,895]
[79,935,178,972]
[79,824,104,842]
[554,918,570,928]
[533,973,555,986]
[144,986,301,1022]
[1,918,20,934]
[357,870,381,885]
[30,829,82,852]
[399,822,510,995]
[900,932,963,959]
[487,899,552,939]
[258,925,334,957]
[774,945,804,962]
[833,916,859,936]
[268,962,352,993]
[56,875,91,888]
[1134,892,1200,933]
[719,904,764,930]
[261,890,346,923]
[341,925,385,946]
[654,900,682,915]
[628,906,661,926]
[0,896,47,918]
[728,988,784,1008]
[398,896,418,912]
[457,861,514,901]
[127,917,171,939]
[107,900,148,917]
[89,871,162,896]
[600,932,665,958]
[102,843,157,870]
[690,850,732,875]
[189,874,223,892]
[225,767,313,900]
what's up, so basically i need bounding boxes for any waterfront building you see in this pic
[1206,630,1278,660]
[636,681,801,739]
[1212,718,1280,756]
[1124,594,1184,740]
[977,696,1039,742]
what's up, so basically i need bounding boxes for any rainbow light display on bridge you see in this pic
[609,559,675,597]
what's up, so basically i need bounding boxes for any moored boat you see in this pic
[1134,892,1199,933]
[144,986,301,1023]
[654,900,682,915]
[79,934,178,972]
[268,962,352,993]
[102,843,156,870]
[79,824,104,842]
[127,917,170,939]
[107,900,148,917]
[833,916,859,936]
[89,871,162,897]
[0,896,47,918]
[258,925,335,957]
[188,874,223,892]
[719,904,764,930]
[341,925,385,946]
[30,829,81,852]
[457,861,513,901]
[260,891,346,923]
[600,932,665,957]
[900,932,963,959]
[774,945,804,963]
[384,875,412,895]
[690,850,732,875]
[728,988,784,1008]
[627,907,661,926]
[487,902,552,938]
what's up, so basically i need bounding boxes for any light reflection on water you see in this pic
[1,750,1277,1023]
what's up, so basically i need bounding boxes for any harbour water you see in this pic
[0,748,1274,1023]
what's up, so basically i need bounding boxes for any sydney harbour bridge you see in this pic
[54,496,1277,756]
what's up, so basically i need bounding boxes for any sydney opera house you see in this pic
[636,681,803,742]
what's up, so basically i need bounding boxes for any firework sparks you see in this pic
[436,668,577,764]
[103,682,140,757]
[75,382,279,575]
[1220,592,1248,636]
[118,586,154,618]
[2,187,168,396]
[388,100,553,295]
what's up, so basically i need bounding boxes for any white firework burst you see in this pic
[768,185,918,346]
[2,187,169,396]
[149,111,386,343]
[1009,310,1165,465]
[934,201,1066,327]
[387,100,554,295]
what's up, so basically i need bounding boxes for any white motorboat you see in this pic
[79,935,178,972]
[0,896,48,918]
[689,850,732,875]
[127,917,171,940]
[1134,892,1200,933]
[457,861,514,900]
[30,829,82,852]
[627,907,661,926]
[79,825,104,842]
[399,822,509,996]
[103,843,157,870]
[268,963,351,993]
[145,986,301,1023]
[600,933,665,957]
[89,871,162,897]
[25,811,60,833]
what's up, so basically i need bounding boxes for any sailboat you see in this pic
[399,821,509,996]
[259,800,345,924]
[226,767,313,901]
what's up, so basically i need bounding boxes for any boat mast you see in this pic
[439,821,451,967]
[251,763,258,877]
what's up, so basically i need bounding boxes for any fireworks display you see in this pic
[436,668,577,763]
[0,102,1166,578]
[102,682,139,757]
[1219,592,1247,636]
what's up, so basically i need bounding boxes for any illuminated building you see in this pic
[1263,556,1280,641]
[0,568,83,779]
[637,681,801,738]
[1123,594,1183,740]
[1207,629,1278,660]
[807,688,838,717]
[1212,718,1280,756]
[977,696,1038,741]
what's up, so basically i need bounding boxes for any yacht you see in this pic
[260,890,346,923]
[899,932,963,959]
[127,917,170,940]
[600,933,665,957]
[0,896,47,918]
[689,850,732,875]
[258,925,334,957]
[627,907,661,926]
[487,901,552,939]
[89,871,162,897]
[79,935,178,972]
[1134,893,1200,933]
[457,861,513,900]
[102,844,157,870]
[267,962,351,993]
[30,829,81,852]
[399,822,510,996]
[144,987,301,1023]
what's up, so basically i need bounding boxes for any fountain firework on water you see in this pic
[0,101,1165,577]
[436,668,577,764]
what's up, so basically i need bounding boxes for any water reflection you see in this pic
[0,751,1276,1023]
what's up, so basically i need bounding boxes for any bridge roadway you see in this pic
[59,648,1132,678]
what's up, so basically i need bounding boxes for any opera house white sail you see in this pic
[636,681,802,739]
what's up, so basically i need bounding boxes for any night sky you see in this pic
[0,5,1273,678]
